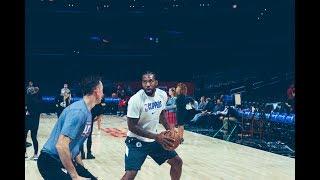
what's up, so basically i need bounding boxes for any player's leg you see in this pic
[25,128,29,158]
[30,129,39,159]
[30,114,40,160]
[149,142,182,180]
[121,137,148,180]
[167,155,183,180]
[121,171,138,180]
[37,152,72,180]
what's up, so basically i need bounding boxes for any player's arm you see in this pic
[127,117,175,147]
[127,117,158,139]
[75,153,84,166]
[159,110,172,130]
[57,110,86,179]
[56,135,79,179]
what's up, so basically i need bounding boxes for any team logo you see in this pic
[144,101,162,112]
[81,122,91,137]
[61,168,67,174]
[136,142,142,147]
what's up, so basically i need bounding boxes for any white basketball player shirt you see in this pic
[127,88,168,142]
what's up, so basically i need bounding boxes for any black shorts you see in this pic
[124,137,178,171]
[37,151,97,180]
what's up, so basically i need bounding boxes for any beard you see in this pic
[144,88,155,96]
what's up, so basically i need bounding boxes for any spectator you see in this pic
[80,100,106,159]
[175,83,189,143]
[111,92,117,98]
[60,83,72,107]
[285,85,295,113]
[213,99,225,112]
[26,81,39,95]
[190,97,214,124]
[287,84,295,100]
[118,98,127,116]
[184,96,200,124]
[110,93,119,115]
[25,83,42,160]
[165,87,177,129]
[197,96,207,111]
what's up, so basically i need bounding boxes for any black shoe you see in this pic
[86,153,95,159]
[26,142,32,148]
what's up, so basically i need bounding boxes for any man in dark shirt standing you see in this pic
[80,99,106,159]
[25,84,42,160]
[175,83,188,143]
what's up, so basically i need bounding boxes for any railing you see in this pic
[237,110,295,125]
[41,96,121,103]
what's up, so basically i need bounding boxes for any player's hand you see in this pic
[155,131,175,148]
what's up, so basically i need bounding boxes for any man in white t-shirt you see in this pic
[121,72,183,180]
[60,83,72,107]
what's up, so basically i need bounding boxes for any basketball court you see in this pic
[25,114,294,180]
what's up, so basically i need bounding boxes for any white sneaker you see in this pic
[32,154,38,160]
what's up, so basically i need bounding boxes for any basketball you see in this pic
[161,129,181,151]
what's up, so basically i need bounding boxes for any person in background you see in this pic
[175,83,188,144]
[80,99,105,159]
[25,84,42,160]
[61,83,72,107]
[165,87,177,129]
[197,96,207,111]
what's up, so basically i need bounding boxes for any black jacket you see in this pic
[175,94,188,126]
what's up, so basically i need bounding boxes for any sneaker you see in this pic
[32,154,38,161]
[26,142,32,148]
[86,153,95,159]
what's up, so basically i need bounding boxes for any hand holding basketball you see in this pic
[155,131,175,150]
[159,129,181,151]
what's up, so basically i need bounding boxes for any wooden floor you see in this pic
[25,114,295,180]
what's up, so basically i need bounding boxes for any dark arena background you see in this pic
[25,0,295,179]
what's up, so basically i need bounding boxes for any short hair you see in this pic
[80,76,102,96]
[142,71,157,80]
[177,83,188,95]
[169,87,176,96]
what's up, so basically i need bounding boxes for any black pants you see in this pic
[25,114,40,154]
[56,106,64,118]
[80,122,93,156]
[37,152,97,180]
